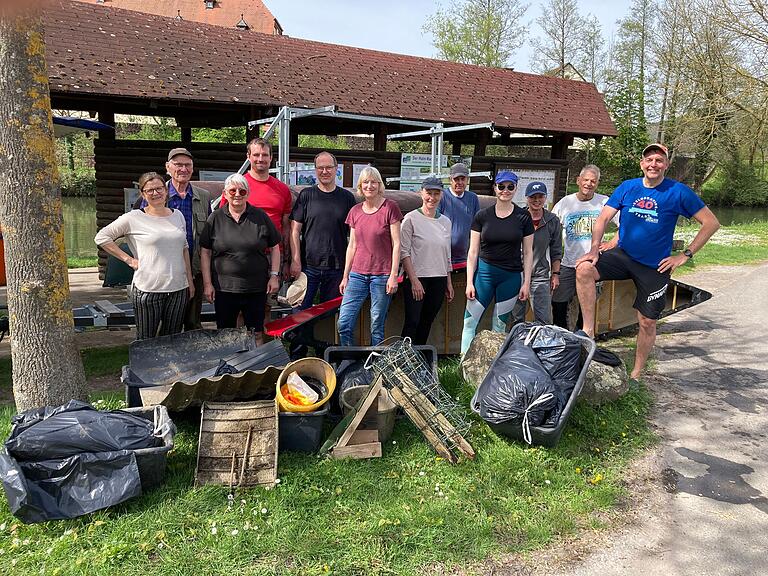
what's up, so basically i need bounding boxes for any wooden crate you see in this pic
[195,400,277,488]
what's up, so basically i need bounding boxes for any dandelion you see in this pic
[575,467,582,474]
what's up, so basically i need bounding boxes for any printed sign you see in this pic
[399,154,472,192]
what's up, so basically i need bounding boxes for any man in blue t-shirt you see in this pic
[438,162,480,264]
[575,143,720,379]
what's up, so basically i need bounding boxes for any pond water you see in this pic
[63,197,97,258]
[61,199,768,261]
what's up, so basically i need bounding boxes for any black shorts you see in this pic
[595,248,669,320]
[214,291,267,331]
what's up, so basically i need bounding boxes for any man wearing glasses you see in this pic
[139,148,211,330]
[288,152,356,356]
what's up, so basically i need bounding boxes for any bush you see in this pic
[59,168,96,197]
[701,161,768,207]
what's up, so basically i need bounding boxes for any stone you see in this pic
[580,359,630,405]
[460,330,506,388]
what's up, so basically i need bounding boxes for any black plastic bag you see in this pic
[336,361,374,409]
[5,400,161,461]
[0,449,142,524]
[471,340,556,429]
[508,324,583,427]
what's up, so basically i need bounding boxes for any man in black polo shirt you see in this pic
[288,151,356,357]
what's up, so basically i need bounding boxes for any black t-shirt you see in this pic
[471,204,535,272]
[290,185,357,269]
[199,204,281,293]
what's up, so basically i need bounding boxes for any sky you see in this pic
[268,0,632,73]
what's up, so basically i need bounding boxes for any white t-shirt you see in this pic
[551,193,619,268]
[95,209,189,293]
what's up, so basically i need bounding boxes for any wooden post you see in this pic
[180,126,192,145]
[451,141,462,155]
[373,126,388,151]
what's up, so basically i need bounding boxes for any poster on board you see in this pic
[289,162,344,187]
[399,154,472,191]
[495,168,558,207]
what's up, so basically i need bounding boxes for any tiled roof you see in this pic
[45,1,616,137]
[72,0,280,34]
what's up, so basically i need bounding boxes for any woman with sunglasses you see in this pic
[461,170,534,354]
[95,171,193,340]
[199,173,280,345]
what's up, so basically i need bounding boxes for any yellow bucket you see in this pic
[276,358,336,413]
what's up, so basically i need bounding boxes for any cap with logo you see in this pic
[525,181,547,197]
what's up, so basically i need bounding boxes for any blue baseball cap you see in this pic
[494,170,518,184]
[525,181,547,197]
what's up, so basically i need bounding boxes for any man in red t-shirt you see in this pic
[220,138,293,273]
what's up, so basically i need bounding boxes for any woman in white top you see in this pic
[400,177,454,345]
[95,172,193,340]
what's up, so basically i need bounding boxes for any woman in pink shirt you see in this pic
[337,167,402,346]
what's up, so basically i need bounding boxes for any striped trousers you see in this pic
[132,287,188,340]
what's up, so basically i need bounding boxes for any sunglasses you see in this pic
[496,184,516,191]
[226,188,249,196]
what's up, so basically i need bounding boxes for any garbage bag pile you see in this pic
[471,323,585,444]
[0,400,171,523]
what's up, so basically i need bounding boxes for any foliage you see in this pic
[0,359,656,575]
[298,135,350,150]
[423,0,529,67]
[192,127,246,144]
[529,0,587,76]
[59,168,95,197]
[119,117,180,141]
[66,256,98,269]
[700,159,768,207]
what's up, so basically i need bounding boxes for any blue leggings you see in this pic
[461,259,522,353]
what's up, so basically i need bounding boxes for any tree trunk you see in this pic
[0,10,87,411]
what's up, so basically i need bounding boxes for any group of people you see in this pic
[95,140,720,380]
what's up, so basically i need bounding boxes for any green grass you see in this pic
[67,257,98,269]
[672,220,768,275]
[0,345,128,392]
[0,359,654,576]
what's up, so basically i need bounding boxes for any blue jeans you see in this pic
[296,266,343,311]
[337,272,392,346]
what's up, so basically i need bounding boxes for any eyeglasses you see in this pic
[226,188,249,196]
[142,186,166,195]
[316,166,336,172]
[170,161,193,169]
[496,184,516,191]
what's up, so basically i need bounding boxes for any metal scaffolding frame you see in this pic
[240,105,495,185]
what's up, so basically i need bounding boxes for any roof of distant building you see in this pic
[73,0,282,34]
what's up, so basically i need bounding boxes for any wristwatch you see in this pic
[270,271,280,277]
[683,249,694,259]
[552,271,561,275]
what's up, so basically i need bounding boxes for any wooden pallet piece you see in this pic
[388,385,457,464]
[195,400,278,488]
[320,375,383,459]
[392,368,475,460]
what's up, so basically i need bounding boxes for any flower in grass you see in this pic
[392,440,397,445]
[275,478,281,484]
[231,529,239,536]
[419,471,425,477]
[544,479,551,485]
[575,467,582,474]
[261,507,268,515]
[589,473,604,485]
[0,522,5,531]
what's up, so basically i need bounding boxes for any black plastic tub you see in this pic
[278,405,329,453]
[122,405,176,490]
